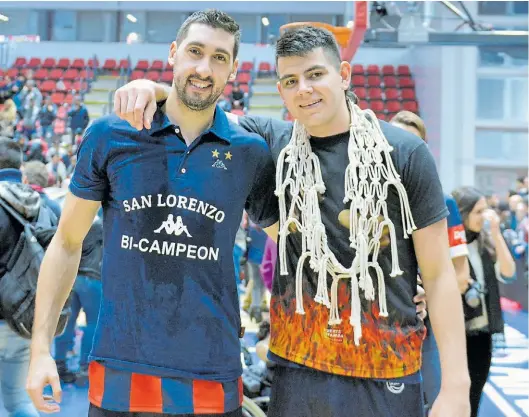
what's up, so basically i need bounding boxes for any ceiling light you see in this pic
[126,14,137,23]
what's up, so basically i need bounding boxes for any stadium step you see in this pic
[251,91,282,106]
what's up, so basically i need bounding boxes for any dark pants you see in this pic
[466,332,493,417]
[268,365,424,417]
[89,404,242,417]
[55,275,102,367]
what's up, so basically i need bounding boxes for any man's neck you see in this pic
[305,99,351,139]
[165,88,216,146]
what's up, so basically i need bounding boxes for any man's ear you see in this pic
[167,41,177,67]
[339,61,352,91]
[229,58,239,82]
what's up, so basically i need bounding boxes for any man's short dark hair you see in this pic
[177,9,241,60]
[0,137,22,170]
[276,25,358,103]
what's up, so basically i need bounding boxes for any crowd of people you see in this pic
[0,8,526,417]
[0,71,89,188]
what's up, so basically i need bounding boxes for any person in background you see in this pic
[46,152,67,187]
[67,96,90,145]
[21,160,62,219]
[452,186,516,417]
[217,93,232,112]
[229,83,245,110]
[390,110,471,410]
[38,96,57,142]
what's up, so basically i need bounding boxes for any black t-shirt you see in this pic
[238,115,448,379]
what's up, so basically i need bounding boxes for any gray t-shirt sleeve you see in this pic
[402,142,448,230]
[238,115,291,148]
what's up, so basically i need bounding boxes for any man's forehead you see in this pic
[277,48,331,76]
[180,23,234,51]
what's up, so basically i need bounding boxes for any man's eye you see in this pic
[215,55,227,62]
[189,48,200,55]
[310,72,323,78]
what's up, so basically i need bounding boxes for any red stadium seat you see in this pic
[65,93,74,105]
[71,58,85,69]
[146,71,160,82]
[130,70,145,81]
[13,57,26,67]
[34,69,49,80]
[72,81,88,92]
[370,100,384,112]
[161,71,173,84]
[258,62,271,72]
[385,101,402,113]
[366,64,380,75]
[401,88,416,101]
[88,58,99,69]
[150,60,164,71]
[399,77,415,88]
[368,88,382,100]
[240,61,253,72]
[397,65,411,76]
[351,75,365,87]
[103,59,117,70]
[239,84,250,94]
[27,58,41,68]
[358,100,369,110]
[51,92,65,106]
[42,58,56,69]
[165,62,173,71]
[385,88,399,100]
[382,65,395,76]
[352,64,364,75]
[402,101,418,113]
[79,70,94,80]
[383,76,397,88]
[119,59,130,70]
[40,80,56,93]
[236,72,251,84]
[49,69,63,80]
[7,68,19,78]
[63,69,79,81]
[135,60,149,70]
[367,75,381,86]
[57,58,71,69]
[223,84,233,96]
[57,106,68,119]
[354,87,367,99]
[375,112,386,120]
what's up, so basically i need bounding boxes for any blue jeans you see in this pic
[55,275,102,367]
[233,245,244,296]
[421,318,441,408]
[0,322,39,417]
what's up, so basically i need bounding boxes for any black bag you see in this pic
[0,197,71,339]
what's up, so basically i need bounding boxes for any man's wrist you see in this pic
[441,374,471,393]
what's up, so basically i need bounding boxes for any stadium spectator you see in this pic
[67,96,90,144]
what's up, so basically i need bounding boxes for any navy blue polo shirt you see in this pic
[69,104,278,383]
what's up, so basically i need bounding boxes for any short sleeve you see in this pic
[402,142,449,230]
[238,115,291,148]
[445,194,469,258]
[69,120,109,201]
[244,139,279,228]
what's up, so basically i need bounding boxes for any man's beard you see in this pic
[174,75,225,112]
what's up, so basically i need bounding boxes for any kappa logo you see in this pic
[212,159,227,170]
[211,149,232,170]
[386,382,405,394]
[153,214,192,237]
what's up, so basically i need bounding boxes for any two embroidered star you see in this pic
[211,149,232,160]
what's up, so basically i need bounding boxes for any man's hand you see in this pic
[113,79,160,131]
[429,386,470,417]
[337,210,390,248]
[414,284,427,320]
[26,352,62,413]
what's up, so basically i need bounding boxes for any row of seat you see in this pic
[0,78,88,94]
[2,68,94,81]
[354,87,416,101]
[352,64,411,77]
[351,75,414,88]
[357,99,419,114]
[13,57,98,70]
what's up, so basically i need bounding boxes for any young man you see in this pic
[25,10,279,417]
[113,26,471,417]
[390,111,470,409]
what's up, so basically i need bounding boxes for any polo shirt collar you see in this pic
[148,101,232,144]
